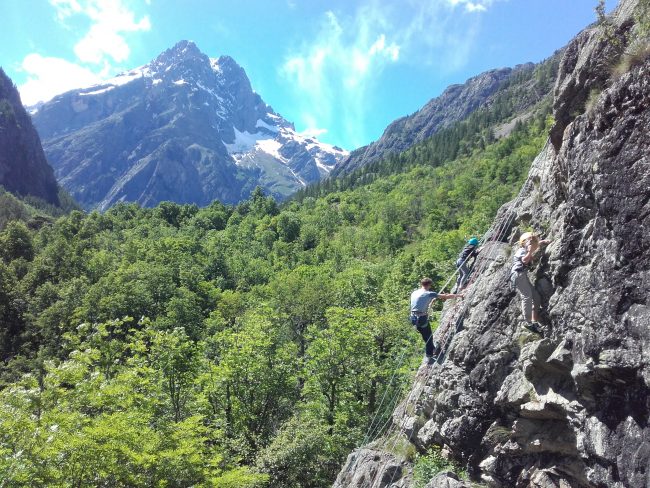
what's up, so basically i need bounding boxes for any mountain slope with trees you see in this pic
[331,52,560,178]
[299,53,559,201]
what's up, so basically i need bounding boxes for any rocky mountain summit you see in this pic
[335,0,649,486]
[0,69,59,205]
[30,41,346,210]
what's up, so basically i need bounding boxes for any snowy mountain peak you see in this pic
[226,121,347,180]
[153,40,205,67]
[213,55,241,70]
[30,41,348,209]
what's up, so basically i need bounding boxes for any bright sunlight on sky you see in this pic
[0,0,617,150]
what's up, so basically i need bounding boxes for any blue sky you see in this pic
[1,0,616,150]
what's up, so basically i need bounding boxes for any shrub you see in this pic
[412,446,466,488]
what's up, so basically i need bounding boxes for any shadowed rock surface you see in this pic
[334,1,649,486]
[0,69,59,205]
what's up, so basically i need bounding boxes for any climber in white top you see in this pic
[510,232,551,333]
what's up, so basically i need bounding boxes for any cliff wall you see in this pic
[0,69,59,205]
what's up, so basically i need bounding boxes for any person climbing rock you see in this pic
[510,232,551,333]
[410,277,463,363]
[453,237,481,293]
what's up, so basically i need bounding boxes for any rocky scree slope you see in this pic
[0,69,59,206]
[334,1,649,487]
[31,41,347,210]
[332,55,559,178]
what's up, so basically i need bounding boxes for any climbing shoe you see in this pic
[521,322,542,334]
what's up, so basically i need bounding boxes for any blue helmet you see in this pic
[468,237,479,246]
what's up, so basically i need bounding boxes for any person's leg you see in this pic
[514,272,534,322]
[417,321,435,357]
[459,262,470,290]
[531,286,542,322]
[453,259,463,293]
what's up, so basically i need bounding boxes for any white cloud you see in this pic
[466,3,487,12]
[19,54,105,105]
[17,0,150,105]
[446,0,495,13]
[298,126,328,139]
[50,0,83,19]
[281,0,497,148]
[281,7,406,148]
[51,0,151,64]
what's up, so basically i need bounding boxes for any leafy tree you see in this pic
[203,308,299,460]
[0,220,34,262]
[149,327,201,423]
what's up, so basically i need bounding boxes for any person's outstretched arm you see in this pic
[438,292,463,300]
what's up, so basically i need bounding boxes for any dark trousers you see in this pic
[411,314,436,357]
[455,258,470,291]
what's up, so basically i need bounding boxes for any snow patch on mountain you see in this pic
[256,119,280,133]
[106,69,145,86]
[225,127,273,155]
[80,86,115,96]
[256,138,285,160]
[209,58,221,73]
[315,157,334,174]
[225,122,348,177]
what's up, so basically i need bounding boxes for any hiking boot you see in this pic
[521,322,542,334]
[425,355,437,364]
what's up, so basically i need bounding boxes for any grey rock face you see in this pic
[425,472,471,488]
[333,448,411,488]
[0,69,59,205]
[334,1,649,486]
[31,41,347,210]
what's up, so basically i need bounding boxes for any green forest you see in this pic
[0,111,550,487]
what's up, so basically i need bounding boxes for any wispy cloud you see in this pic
[281,6,402,149]
[19,0,150,105]
[52,0,151,64]
[19,54,105,105]
[447,0,498,13]
[280,0,500,149]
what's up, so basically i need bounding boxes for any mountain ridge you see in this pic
[332,56,559,178]
[31,41,347,210]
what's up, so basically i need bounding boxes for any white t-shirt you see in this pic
[410,288,438,313]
